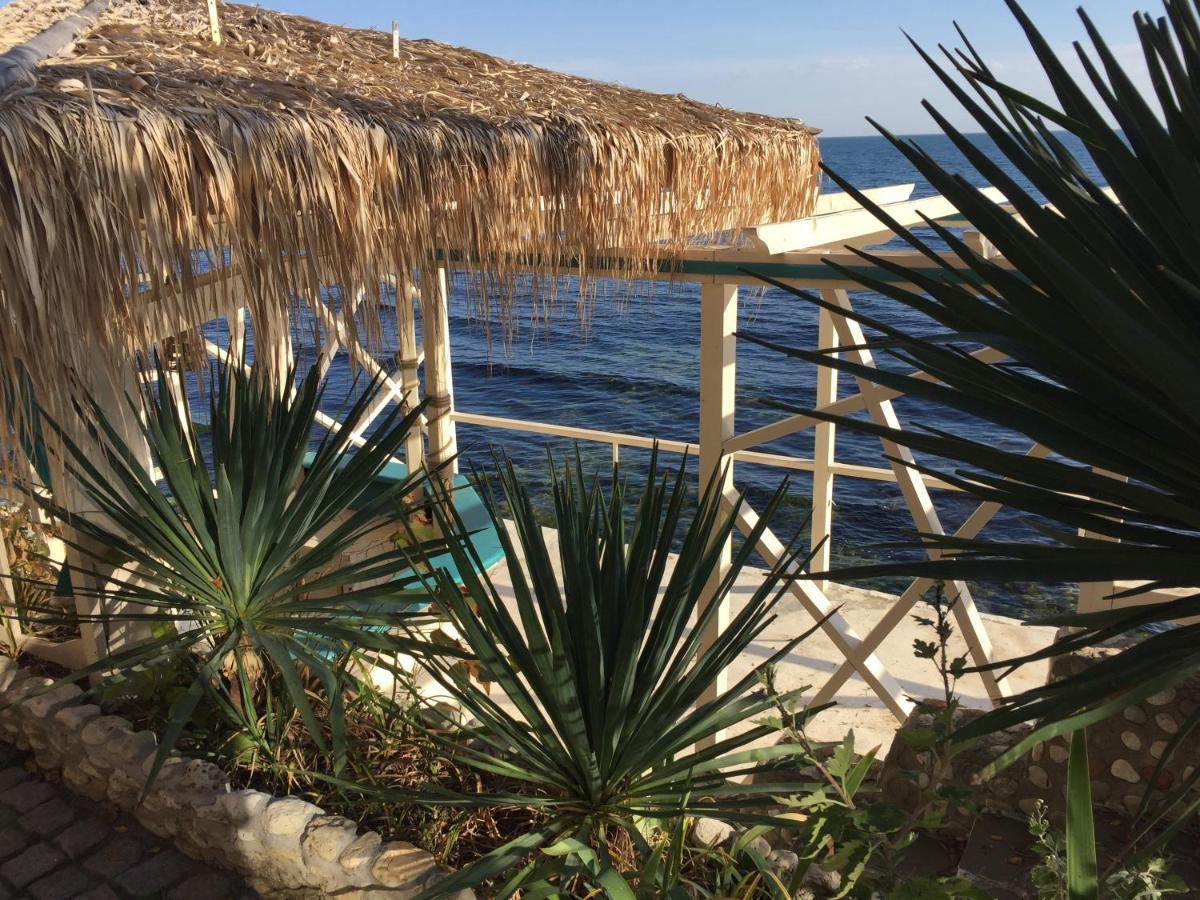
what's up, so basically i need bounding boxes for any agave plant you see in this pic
[399,451,828,898]
[743,0,1200,842]
[18,356,448,782]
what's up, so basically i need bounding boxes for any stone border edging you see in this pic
[0,657,470,898]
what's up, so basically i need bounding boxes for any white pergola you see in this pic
[6,181,1136,722]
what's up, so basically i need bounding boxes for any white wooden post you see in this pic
[697,281,737,728]
[0,527,22,656]
[421,267,458,480]
[811,302,839,590]
[397,284,425,472]
[92,357,152,477]
[207,0,221,45]
[267,304,294,399]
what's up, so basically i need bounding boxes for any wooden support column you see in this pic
[91,356,151,477]
[421,267,458,480]
[266,303,294,399]
[207,0,221,45]
[397,284,425,472]
[811,301,839,590]
[697,281,737,729]
[0,528,21,657]
[159,337,192,451]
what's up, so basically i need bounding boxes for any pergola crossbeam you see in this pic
[744,187,1007,254]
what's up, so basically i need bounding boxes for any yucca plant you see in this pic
[16,356,449,783]
[743,0,1200,842]
[400,451,828,898]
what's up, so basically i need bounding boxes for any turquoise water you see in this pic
[277,133,1101,619]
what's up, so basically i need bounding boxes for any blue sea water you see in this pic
[301,132,1101,619]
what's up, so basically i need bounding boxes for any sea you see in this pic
[289,132,1102,620]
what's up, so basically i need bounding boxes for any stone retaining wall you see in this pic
[881,641,1200,832]
[0,658,469,898]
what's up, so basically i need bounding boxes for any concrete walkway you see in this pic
[483,524,1058,754]
[0,743,249,900]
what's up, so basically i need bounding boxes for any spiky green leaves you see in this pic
[743,0,1200,843]
[22,356,444,787]
[405,450,829,897]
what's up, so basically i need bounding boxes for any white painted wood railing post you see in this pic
[697,281,737,741]
[811,301,839,590]
[422,267,458,480]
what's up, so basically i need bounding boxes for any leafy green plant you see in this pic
[767,585,983,899]
[1066,730,1099,900]
[0,504,74,652]
[398,450,829,898]
[742,0,1200,827]
[20,357,447,784]
[1029,758,1188,899]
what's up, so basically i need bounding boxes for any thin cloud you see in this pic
[541,41,1155,136]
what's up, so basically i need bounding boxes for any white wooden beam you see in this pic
[810,443,1052,710]
[745,187,1007,255]
[810,184,915,216]
[724,347,1009,456]
[824,289,1008,703]
[726,487,913,720]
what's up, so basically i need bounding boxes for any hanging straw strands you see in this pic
[0,0,820,476]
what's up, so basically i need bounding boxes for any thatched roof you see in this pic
[0,0,819,447]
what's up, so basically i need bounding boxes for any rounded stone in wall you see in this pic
[1121,731,1142,751]
[1155,714,1179,735]
[1124,706,1148,724]
[1111,759,1140,784]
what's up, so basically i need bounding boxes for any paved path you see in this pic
[0,743,250,899]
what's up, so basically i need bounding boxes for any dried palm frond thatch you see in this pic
[0,0,819,479]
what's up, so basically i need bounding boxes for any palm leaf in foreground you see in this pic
[10,357,448,784]
[398,450,829,898]
[740,0,1200,830]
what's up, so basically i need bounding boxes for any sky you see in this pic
[255,0,1153,136]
